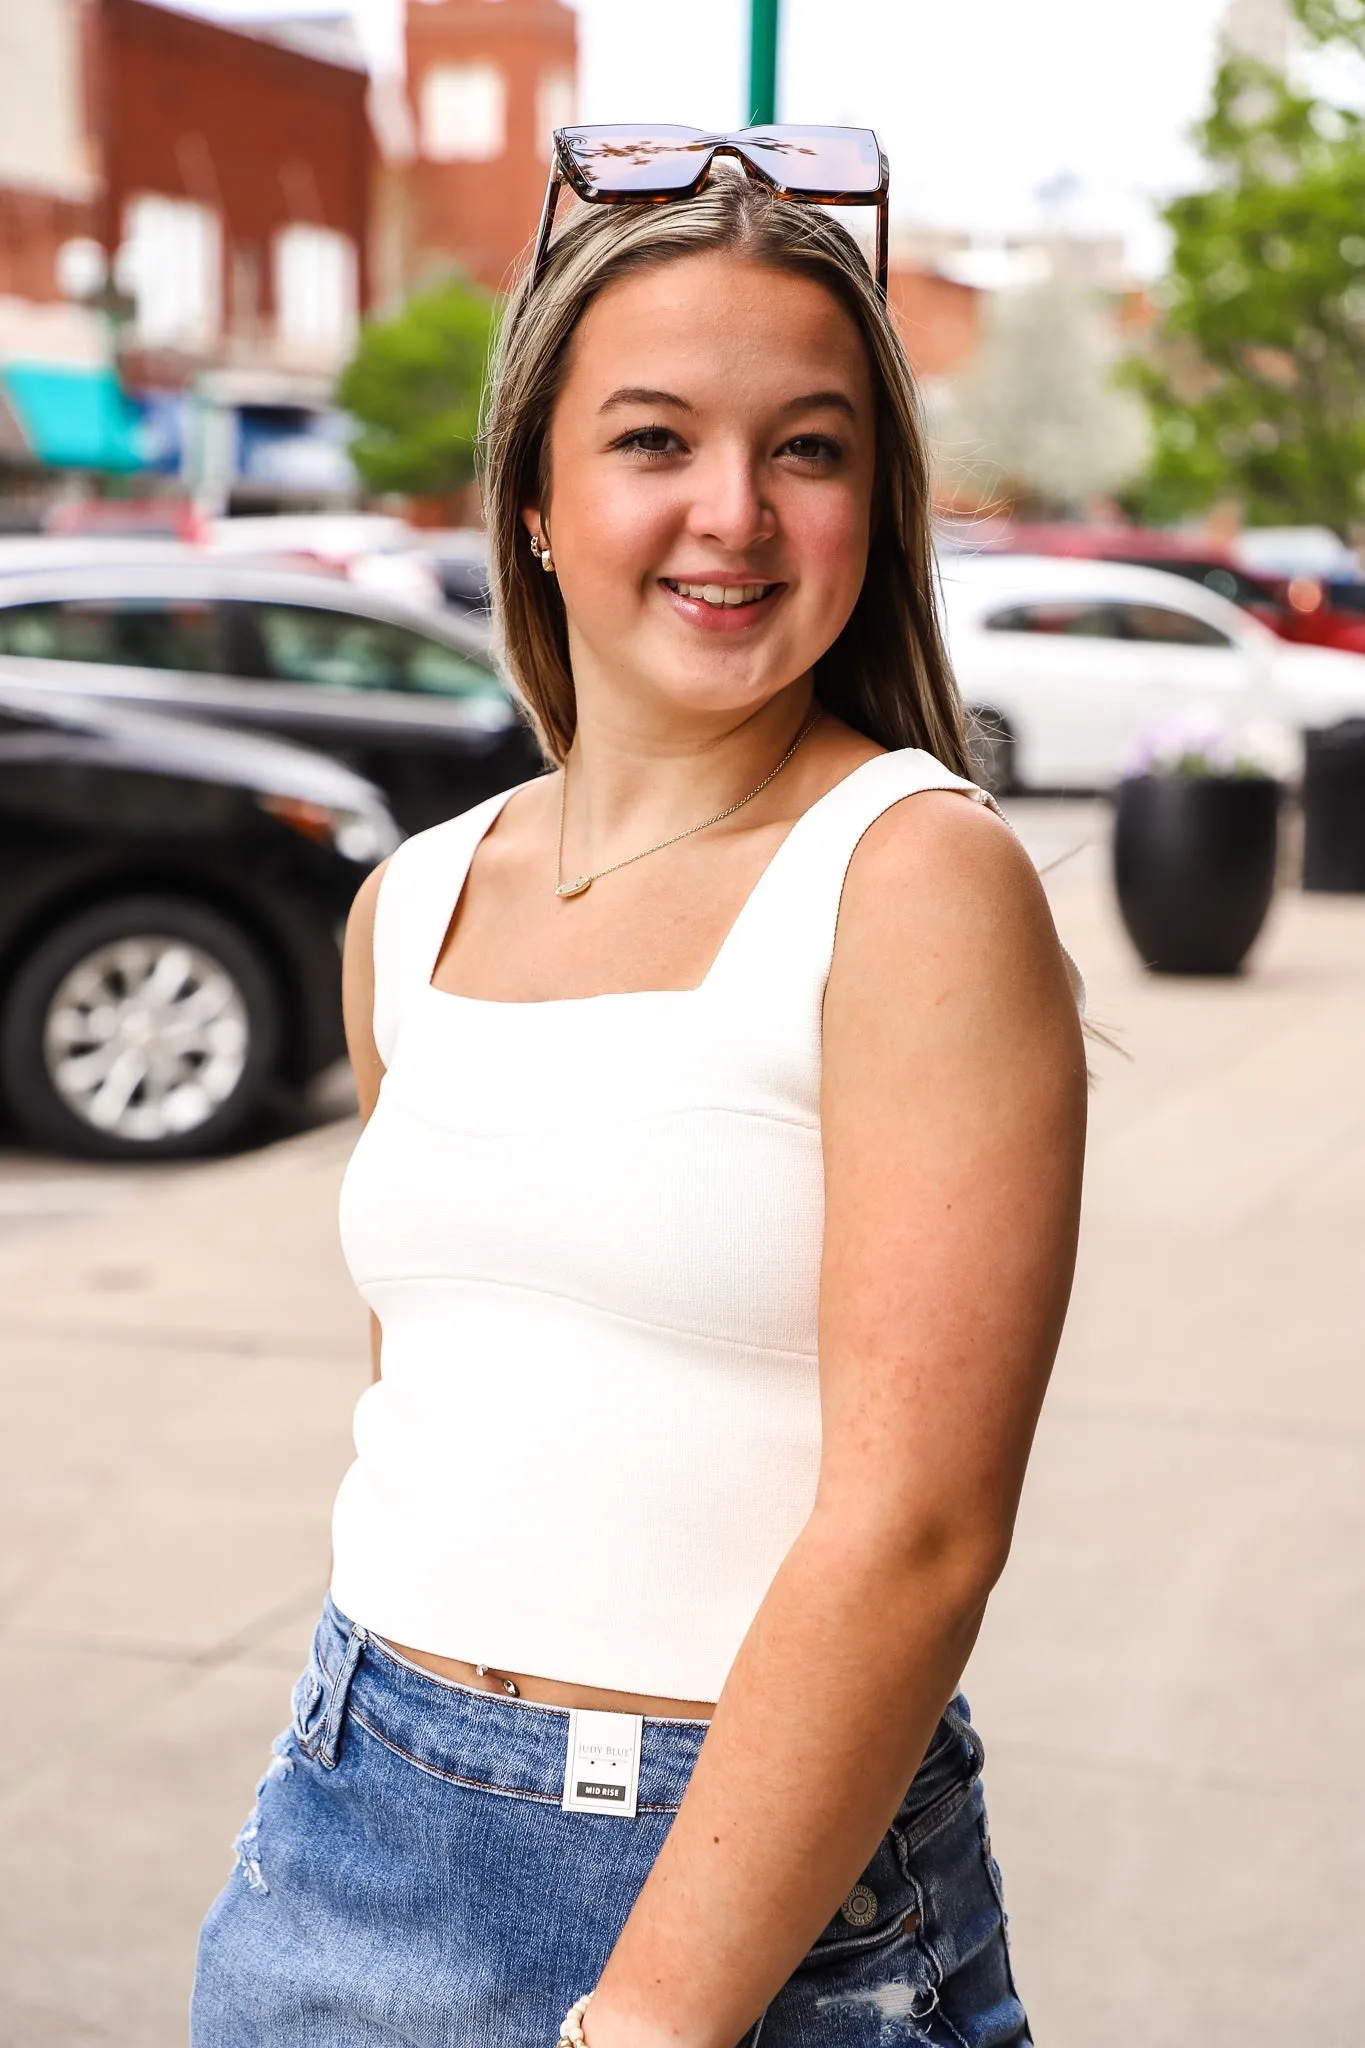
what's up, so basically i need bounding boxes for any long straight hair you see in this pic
[481,166,969,775]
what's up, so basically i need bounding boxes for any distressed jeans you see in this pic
[192,1596,1029,2046]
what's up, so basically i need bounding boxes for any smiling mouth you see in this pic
[662,578,780,609]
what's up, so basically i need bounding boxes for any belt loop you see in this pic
[318,1622,368,1769]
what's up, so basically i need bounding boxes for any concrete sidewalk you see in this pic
[1,845,1362,2045]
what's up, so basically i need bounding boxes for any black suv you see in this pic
[0,667,399,1161]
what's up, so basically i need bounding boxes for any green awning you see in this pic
[0,362,144,472]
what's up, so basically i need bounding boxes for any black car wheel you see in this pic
[1,896,281,1161]
[966,708,1017,797]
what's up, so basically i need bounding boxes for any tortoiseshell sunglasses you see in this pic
[530,124,890,300]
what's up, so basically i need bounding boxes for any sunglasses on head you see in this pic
[530,124,890,299]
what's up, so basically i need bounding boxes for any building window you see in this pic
[419,63,507,162]
[274,225,358,355]
[119,195,221,349]
[536,69,576,160]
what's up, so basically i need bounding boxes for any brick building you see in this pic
[0,0,372,512]
[380,0,577,300]
[95,0,370,380]
[888,266,983,385]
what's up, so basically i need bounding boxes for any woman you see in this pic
[194,140,1085,2048]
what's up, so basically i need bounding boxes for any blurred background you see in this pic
[1,3,1363,2045]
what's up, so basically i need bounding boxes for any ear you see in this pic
[520,503,546,549]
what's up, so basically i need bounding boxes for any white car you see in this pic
[940,553,1365,791]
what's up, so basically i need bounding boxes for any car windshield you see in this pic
[1111,602,1232,647]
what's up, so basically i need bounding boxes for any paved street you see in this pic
[0,1060,357,1248]
[1,798,1362,2045]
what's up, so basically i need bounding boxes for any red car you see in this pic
[1257,572,1365,656]
[979,523,1365,656]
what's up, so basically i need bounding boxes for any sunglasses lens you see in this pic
[736,126,883,196]
[557,125,714,196]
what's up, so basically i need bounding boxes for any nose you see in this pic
[685,441,775,555]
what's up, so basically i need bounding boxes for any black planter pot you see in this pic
[1114,774,1280,975]
[1302,718,1365,892]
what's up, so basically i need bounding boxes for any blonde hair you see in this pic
[481,167,969,775]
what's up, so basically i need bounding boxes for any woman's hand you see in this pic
[583,790,1086,2048]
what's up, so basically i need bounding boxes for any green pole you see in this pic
[748,0,779,125]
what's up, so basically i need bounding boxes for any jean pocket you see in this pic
[799,1827,927,1973]
[794,1854,946,2038]
[895,1700,985,1856]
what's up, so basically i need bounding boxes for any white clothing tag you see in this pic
[561,1708,643,1818]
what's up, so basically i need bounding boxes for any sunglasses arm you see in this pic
[875,197,888,302]
[530,167,566,293]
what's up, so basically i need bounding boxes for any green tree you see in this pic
[338,276,499,497]
[1295,0,1365,54]
[1134,8,1365,534]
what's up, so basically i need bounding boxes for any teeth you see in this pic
[670,581,771,606]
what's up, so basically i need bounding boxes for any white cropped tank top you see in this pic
[333,749,1000,1702]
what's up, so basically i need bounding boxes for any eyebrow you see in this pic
[782,389,858,419]
[598,386,858,418]
[599,386,694,414]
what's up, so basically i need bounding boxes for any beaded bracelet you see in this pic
[557,1991,593,2046]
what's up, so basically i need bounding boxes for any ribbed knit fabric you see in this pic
[333,750,1001,1701]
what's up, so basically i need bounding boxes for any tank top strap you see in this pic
[704,748,999,1000]
[371,784,524,1065]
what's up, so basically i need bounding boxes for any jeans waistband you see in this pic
[300,1596,981,1824]
[298,1595,709,1811]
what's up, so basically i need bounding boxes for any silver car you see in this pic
[0,560,541,834]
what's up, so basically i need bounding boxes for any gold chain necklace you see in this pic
[554,709,822,898]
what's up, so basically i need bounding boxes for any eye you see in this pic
[612,425,685,460]
[781,434,842,466]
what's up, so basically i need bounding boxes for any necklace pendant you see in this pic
[555,876,593,898]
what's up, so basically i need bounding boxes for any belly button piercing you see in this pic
[475,1662,520,1699]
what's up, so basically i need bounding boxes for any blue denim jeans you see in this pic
[192,1598,1028,2046]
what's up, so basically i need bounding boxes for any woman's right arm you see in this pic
[342,860,389,1381]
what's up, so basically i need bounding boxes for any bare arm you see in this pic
[586,793,1087,2048]
[342,859,389,1382]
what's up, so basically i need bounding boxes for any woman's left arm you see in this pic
[585,792,1087,2048]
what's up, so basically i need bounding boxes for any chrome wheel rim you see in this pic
[42,936,250,1142]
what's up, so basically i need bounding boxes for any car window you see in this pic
[0,597,221,670]
[1113,603,1232,648]
[245,603,502,702]
[983,602,1123,638]
[406,636,504,701]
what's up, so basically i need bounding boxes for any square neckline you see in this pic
[422,751,896,1010]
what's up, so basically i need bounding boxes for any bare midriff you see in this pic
[386,1639,716,1721]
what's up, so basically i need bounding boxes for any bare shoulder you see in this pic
[829,790,1081,1063]
[343,857,391,1120]
[843,788,1045,937]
